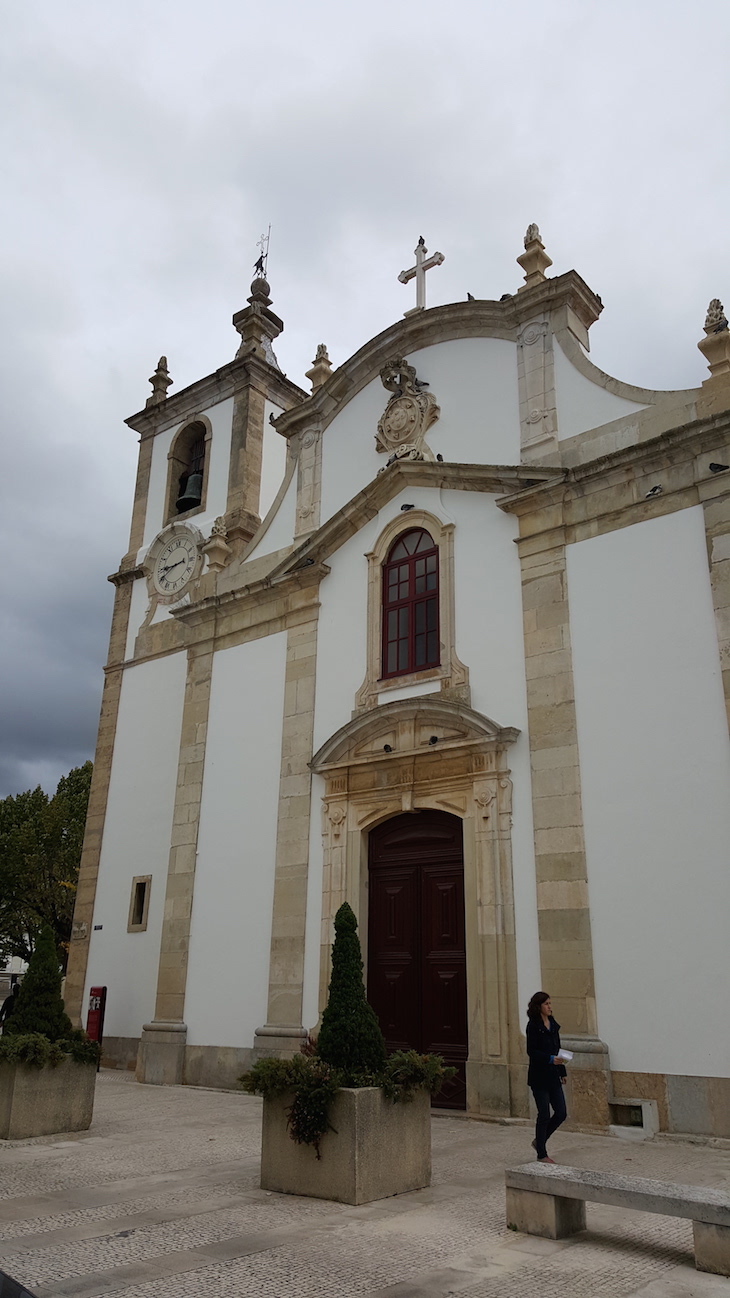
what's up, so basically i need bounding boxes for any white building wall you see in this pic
[184,631,287,1048]
[567,507,730,1077]
[309,485,541,1022]
[83,652,187,1038]
[260,400,287,520]
[554,341,646,442]
[141,397,234,548]
[245,469,297,561]
[319,340,521,526]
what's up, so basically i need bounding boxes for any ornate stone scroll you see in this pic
[375,358,440,461]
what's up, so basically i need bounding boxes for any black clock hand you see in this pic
[160,559,185,576]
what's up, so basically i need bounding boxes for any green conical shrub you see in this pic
[5,925,73,1042]
[317,903,386,1078]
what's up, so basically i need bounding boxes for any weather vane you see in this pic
[254,225,271,278]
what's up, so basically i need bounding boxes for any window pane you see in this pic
[388,643,397,672]
[415,633,426,666]
[415,602,425,633]
[390,540,408,560]
[414,530,434,553]
[399,607,409,637]
[427,598,437,630]
[387,610,398,640]
[398,640,408,670]
[427,629,437,662]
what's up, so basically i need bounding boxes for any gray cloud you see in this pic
[1,0,729,794]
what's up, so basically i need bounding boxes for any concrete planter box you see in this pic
[261,1085,431,1205]
[0,1057,96,1140]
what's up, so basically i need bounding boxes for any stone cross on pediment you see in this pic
[398,236,445,313]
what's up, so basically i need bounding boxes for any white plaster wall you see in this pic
[319,339,521,526]
[83,652,187,1039]
[567,508,730,1076]
[260,400,287,519]
[310,485,541,1019]
[125,578,151,660]
[245,469,297,561]
[184,632,288,1048]
[407,339,520,465]
[554,341,647,442]
[142,396,234,546]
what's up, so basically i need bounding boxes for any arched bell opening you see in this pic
[367,809,467,1109]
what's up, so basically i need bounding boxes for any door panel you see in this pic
[367,811,467,1110]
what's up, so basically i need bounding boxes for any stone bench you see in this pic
[505,1163,730,1277]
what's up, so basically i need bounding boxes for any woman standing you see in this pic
[526,991,567,1163]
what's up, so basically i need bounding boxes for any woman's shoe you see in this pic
[537,1156,556,1163]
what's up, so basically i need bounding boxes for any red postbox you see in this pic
[86,986,107,1048]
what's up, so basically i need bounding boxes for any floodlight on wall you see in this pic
[400,504,415,511]
[383,744,393,753]
[709,462,729,473]
[428,735,439,745]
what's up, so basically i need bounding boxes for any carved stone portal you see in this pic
[376,358,440,461]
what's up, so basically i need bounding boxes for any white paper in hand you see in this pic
[557,1049,573,1061]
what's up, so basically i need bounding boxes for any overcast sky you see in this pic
[1,1,729,798]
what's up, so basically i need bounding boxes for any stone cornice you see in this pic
[264,461,563,579]
[272,272,604,440]
[498,410,730,516]
[170,561,330,629]
[125,354,307,439]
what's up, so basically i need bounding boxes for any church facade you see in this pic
[66,229,730,1136]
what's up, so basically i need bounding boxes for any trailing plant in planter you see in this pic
[241,903,454,1157]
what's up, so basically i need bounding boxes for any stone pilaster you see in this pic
[128,434,155,557]
[254,614,319,1056]
[137,644,213,1085]
[294,428,322,539]
[701,477,730,735]
[225,382,266,546]
[516,319,559,464]
[520,540,611,1125]
[65,573,136,1023]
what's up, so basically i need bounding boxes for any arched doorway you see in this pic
[367,809,467,1109]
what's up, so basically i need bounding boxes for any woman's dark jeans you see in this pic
[530,1073,567,1158]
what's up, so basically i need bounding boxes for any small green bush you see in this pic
[316,903,386,1080]
[4,926,73,1041]
[0,1032,100,1069]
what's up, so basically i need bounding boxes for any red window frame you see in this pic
[381,528,440,679]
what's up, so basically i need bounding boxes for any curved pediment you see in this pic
[311,697,519,772]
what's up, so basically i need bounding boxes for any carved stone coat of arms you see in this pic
[375,358,440,463]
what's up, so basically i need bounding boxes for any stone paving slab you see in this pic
[0,1071,728,1297]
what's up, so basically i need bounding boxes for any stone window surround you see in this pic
[163,415,213,527]
[355,508,469,711]
[127,875,152,933]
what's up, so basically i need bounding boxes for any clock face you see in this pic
[152,534,198,597]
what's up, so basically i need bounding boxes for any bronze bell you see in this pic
[176,471,203,512]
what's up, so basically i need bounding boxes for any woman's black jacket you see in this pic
[526,1015,566,1087]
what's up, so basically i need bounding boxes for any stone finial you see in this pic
[202,518,232,573]
[232,275,283,369]
[305,344,333,392]
[698,298,730,382]
[516,224,553,293]
[146,356,172,407]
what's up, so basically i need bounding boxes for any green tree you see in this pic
[4,924,73,1041]
[317,902,386,1079]
[0,761,92,971]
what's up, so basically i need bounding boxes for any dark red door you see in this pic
[367,810,467,1109]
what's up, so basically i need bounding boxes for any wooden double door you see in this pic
[367,810,468,1109]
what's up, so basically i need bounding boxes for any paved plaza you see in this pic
[0,1071,728,1297]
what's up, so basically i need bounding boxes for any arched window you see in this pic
[382,528,440,678]
[165,420,210,521]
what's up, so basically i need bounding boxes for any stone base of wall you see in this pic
[184,1045,254,1090]
[612,1071,730,1140]
[100,1037,139,1071]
